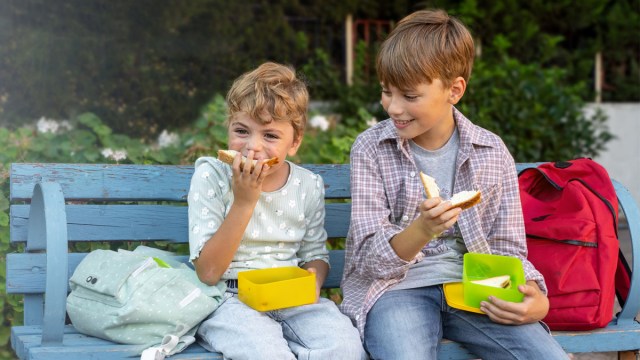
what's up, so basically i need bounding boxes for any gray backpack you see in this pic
[66,247,225,357]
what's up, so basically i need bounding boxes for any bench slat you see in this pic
[10,163,351,200]
[10,203,350,242]
[6,250,346,294]
[11,325,476,360]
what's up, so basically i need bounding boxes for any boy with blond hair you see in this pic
[189,62,365,360]
[340,10,568,359]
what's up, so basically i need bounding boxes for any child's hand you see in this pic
[230,150,273,207]
[306,267,322,302]
[479,280,550,325]
[417,197,462,239]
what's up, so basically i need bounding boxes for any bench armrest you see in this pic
[613,180,640,325]
[27,182,68,345]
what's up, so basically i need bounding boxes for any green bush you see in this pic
[459,54,612,162]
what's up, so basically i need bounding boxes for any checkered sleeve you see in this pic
[345,136,412,282]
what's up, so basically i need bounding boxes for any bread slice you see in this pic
[217,149,279,171]
[470,275,511,289]
[450,190,482,210]
[419,171,481,210]
[419,171,441,199]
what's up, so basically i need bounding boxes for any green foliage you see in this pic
[459,55,613,162]
[448,0,639,101]
[0,1,357,138]
[0,0,636,144]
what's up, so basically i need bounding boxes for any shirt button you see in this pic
[402,215,409,221]
[355,314,360,320]
[410,171,416,177]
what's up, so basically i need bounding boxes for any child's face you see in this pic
[227,112,301,168]
[380,78,461,149]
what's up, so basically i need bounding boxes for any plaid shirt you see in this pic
[339,108,546,336]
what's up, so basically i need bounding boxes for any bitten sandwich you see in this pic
[419,171,481,210]
[217,149,279,172]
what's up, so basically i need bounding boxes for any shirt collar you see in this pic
[374,107,498,152]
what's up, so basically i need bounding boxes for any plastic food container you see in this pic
[238,266,316,311]
[462,253,526,308]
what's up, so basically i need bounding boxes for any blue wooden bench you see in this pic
[7,162,640,359]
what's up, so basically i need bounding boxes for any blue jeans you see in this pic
[364,285,569,360]
[198,292,367,360]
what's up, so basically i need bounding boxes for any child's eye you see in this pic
[404,95,418,101]
[233,128,249,135]
[265,133,279,140]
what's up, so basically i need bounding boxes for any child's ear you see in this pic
[448,77,467,105]
[287,134,303,157]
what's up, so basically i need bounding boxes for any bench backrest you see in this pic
[7,163,351,299]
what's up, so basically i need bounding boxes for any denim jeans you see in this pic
[197,292,367,360]
[364,285,569,360]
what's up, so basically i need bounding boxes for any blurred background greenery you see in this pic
[0,0,638,358]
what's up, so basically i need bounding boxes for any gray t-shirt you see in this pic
[390,127,468,291]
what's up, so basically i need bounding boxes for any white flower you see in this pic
[309,114,329,131]
[36,117,73,134]
[36,117,59,134]
[101,148,114,158]
[157,129,179,148]
[101,148,127,161]
[366,117,378,127]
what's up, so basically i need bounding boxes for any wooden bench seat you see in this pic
[7,163,640,359]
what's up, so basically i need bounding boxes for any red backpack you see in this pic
[518,158,631,330]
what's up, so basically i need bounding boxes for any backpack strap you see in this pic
[140,334,196,360]
[615,252,632,305]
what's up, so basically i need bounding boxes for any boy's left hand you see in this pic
[479,280,550,325]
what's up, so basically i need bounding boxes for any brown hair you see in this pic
[226,62,308,139]
[376,9,475,90]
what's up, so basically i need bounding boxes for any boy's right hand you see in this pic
[230,150,272,207]
[390,197,462,260]
[417,197,462,239]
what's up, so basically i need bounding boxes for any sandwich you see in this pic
[217,149,279,172]
[419,171,481,210]
[470,275,512,289]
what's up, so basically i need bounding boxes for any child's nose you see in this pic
[386,97,403,116]
[246,135,263,152]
